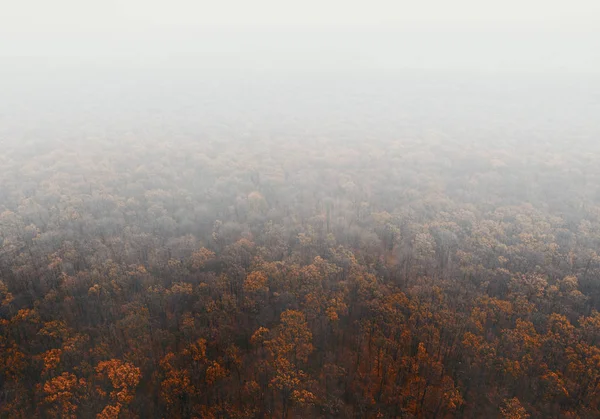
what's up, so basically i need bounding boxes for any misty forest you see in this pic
[1,66,600,419]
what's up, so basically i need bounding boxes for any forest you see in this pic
[1,70,600,418]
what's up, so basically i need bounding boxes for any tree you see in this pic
[43,372,86,418]
[500,397,529,419]
[95,359,141,416]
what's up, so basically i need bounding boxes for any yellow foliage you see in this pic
[43,372,86,419]
[243,271,269,293]
[500,397,529,419]
[191,247,216,269]
[205,361,228,385]
[42,349,62,374]
[97,403,121,419]
[95,359,141,404]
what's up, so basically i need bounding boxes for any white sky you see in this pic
[2,0,599,32]
[1,0,599,72]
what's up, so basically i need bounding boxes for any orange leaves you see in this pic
[503,359,524,379]
[469,307,487,333]
[440,376,464,411]
[38,320,69,340]
[416,342,428,364]
[225,345,243,372]
[540,371,569,398]
[498,319,542,380]
[121,264,149,280]
[0,280,14,306]
[181,312,196,333]
[252,311,314,395]
[62,333,88,353]
[43,372,86,418]
[580,310,600,344]
[205,361,228,385]
[252,311,317,414]
[326,297,348,322]
[250,327,270,346]
[295,263,321,296]
[88,284,101,296]
[41,349,62,374]
[95,359,141,405]
[376,340,463,417]
[291,389,316,405]
[509,273,548,300]
[160,368,192,406]
[462,332,497,367]
[243,270,269,294]
[500,397,529,419]
[96,403,121,419]
[243,380,260,398]
[11,308,40,324]
[168,281,193,295]
[565,342,600,387]
[158,351,197,408]
[0,344,26,381]
[502,319,541,355]
[476,295,513,328]
[191,247,216,270]
[302,292,324,321]
[159,352,177,371]
[378,292,409,325]
[269,310,313,364]
[43,372,78,402]
[545,313,576,350]
[326,306,339,322]
[186,338,208,363]
[47,254,63,272]
[269,357,304,393]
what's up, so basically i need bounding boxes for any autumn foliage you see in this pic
[2,91,600,418]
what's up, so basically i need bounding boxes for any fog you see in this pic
[2,1,600,73]
[2,0,599,140]
[2,1,599,142]
[3,2,600,418]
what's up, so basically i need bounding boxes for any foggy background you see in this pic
[3,5,600,417]
[2,0,599,71]
[1,0,599,152]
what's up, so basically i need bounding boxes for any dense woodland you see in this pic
[2,72,600,418]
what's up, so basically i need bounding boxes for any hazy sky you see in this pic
[2,0,600,31]
[1,0,599,72]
